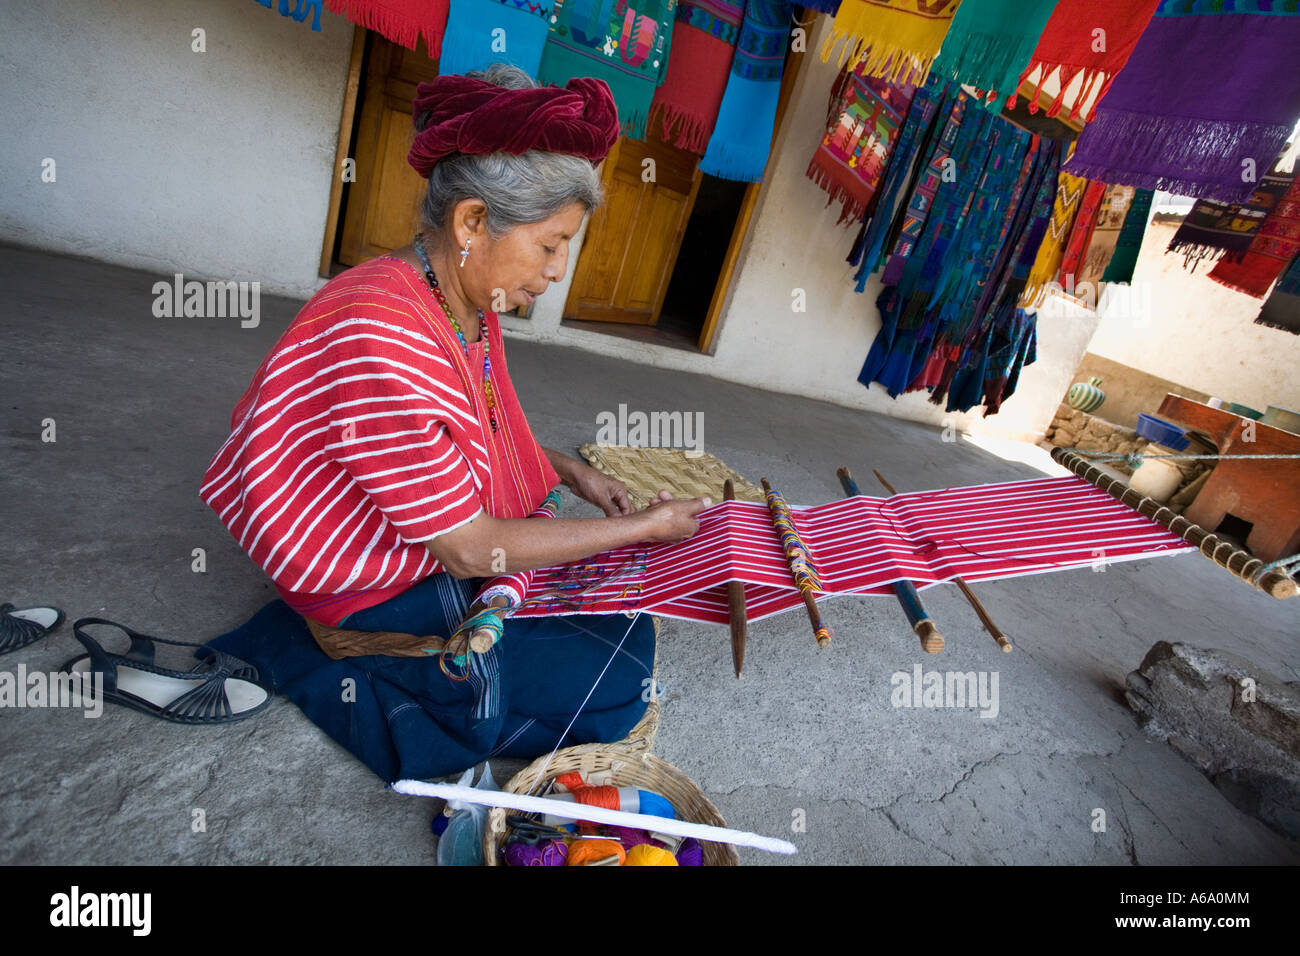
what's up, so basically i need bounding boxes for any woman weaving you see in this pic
[200,65,709,782]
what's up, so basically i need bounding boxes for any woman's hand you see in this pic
[636,490,713,544]
[564,460,634,516]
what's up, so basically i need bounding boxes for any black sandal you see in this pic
[61,618,272,724]
[0,603,64,655]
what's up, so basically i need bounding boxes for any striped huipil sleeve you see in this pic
[319,317,485,545]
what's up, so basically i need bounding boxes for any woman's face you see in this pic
[469,200,589,314]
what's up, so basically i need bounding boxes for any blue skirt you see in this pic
[206,574,655,783]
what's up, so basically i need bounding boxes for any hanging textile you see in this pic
[1065,1,1300,203]
[325,0,450,57]
[1255,258,1300,334]
[849,75,947,290]
[438,0,553,78]
[819,0,960,82]
[1019,165,1088,308]
[929,0,1056,111]
[647,0,745,153]
[698,0,792,181]
[1099,187,1154,285]
[1207,177,1300,298]
[1013,0,1162,122]
[806,65,916,226]
[1055,180,1106,287]
[1167,163,1297,271]
[1075,185,1137,290]
[537,0,676,141]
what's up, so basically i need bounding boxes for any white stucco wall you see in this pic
[506,15,1096,443]
[1085,219,1300,413]
[0,0,355,300]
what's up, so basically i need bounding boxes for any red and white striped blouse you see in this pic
[201,255,560,626]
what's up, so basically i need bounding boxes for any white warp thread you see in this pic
[392,779,798,856]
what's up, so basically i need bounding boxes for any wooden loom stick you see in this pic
[723,479,749,678]
[838,467,945,655]
[761,478,833,648]
[871,469,1010,653]
[1050,447,1298,600]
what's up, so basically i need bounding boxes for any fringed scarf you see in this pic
[1100,187,1154,285]
[1013,0,1162,122]
[438,0,553,78]
[325,0,450,57]
[819,0,960,82]
[1055,180,1106,289]
[647,0,744,153]
[1254,258,1300,334]
[1281,253,1300,297]
[930,0,1057,111]
[1019,164,1088,309]
[807,65,916,226]
[538,0,677,141]
[1065,0,1300,203]
[698,0,792,182]
[1076,184,1137,290]
[1168,163,1297,271]
[1209,176,1300,298]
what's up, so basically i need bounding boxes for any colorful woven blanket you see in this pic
[1209,176,1300,298]
[438,0,553,78]
[698,0,792,181]
[1168,163,1297,270]
[1065,0,1300,203]
[647,0,744,152]
[325,0,450,57]
[930,0,1056,111]
[538,0,677,141]
[1014,0,1161,122]
[1099,188,1154,285]
[819,0,960,83]
[1055,179,1106,289]
[807,66,916,226]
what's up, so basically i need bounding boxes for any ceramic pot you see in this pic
[1066,376,1106,412]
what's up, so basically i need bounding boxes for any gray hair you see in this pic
[415,63,605,240]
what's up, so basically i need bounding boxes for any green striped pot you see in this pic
[1066,376,1106,413]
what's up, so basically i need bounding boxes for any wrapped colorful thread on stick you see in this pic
[761,478,833,648]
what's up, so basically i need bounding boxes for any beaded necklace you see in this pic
[413,232,499,433]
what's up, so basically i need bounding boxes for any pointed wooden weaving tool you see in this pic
[761,478,833,648]
[723,478,749,678]
[837,467,944,654]
[871,469,1010,653]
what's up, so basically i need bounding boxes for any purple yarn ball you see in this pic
[504,843,544,866]
[677,838,704,866]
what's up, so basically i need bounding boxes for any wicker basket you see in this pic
[483,745,741,866]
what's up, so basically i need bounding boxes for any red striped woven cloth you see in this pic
[509,475,1195,624]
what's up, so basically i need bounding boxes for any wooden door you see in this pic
[337,34,439,266]
[564,128,703,325]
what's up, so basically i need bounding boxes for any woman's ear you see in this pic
[454,198,490,245]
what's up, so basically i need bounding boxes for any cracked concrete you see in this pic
[2,243,1297,865]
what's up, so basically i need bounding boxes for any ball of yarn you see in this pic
[504,843,544,867]
[676,839,704,866]
[624,844,678,866]
[567,839,625,866]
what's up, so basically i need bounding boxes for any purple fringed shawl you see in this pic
[1065,0,1300,203]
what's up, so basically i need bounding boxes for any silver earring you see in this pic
[459,240,471,268]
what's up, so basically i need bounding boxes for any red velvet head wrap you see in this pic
[407,75,621,178]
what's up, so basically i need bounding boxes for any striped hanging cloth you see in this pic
[698,0,792,181]
[647,0,745,153]
[1209,176,1300,298]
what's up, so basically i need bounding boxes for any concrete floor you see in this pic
[2,243,1297,865]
